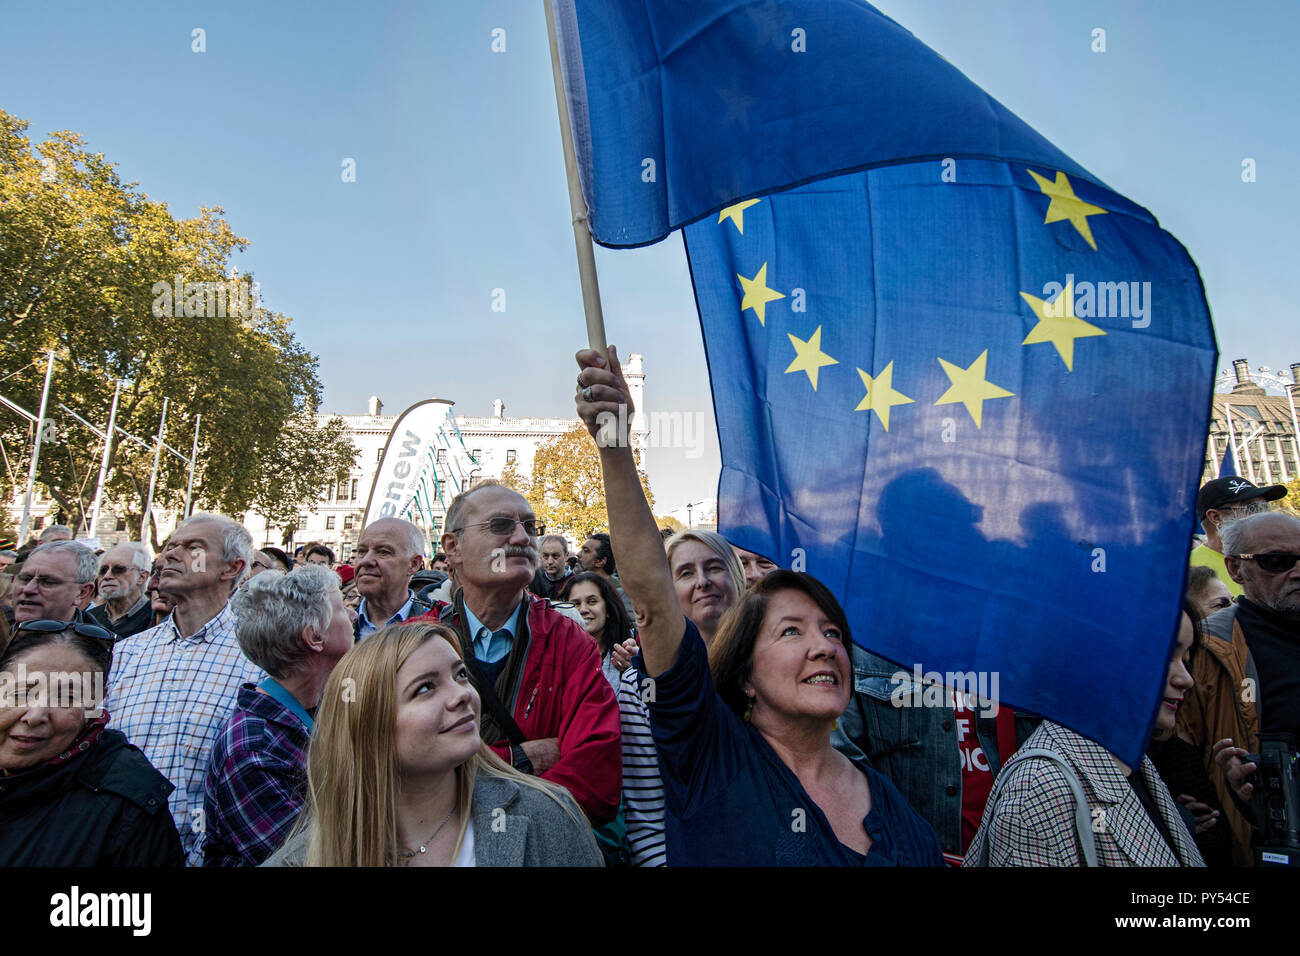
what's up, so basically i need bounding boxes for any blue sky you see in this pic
[2,0,1295,512]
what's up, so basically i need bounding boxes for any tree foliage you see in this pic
[509,424,654,537]
[0,111,356,547]
[1283,477,1300,515]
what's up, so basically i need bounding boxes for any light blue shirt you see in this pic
[357,590,418,640]
[465,601,522,664]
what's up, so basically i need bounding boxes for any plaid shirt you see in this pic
[104,602,265,865]
[200,683,310,867]
[965,720,1205,867]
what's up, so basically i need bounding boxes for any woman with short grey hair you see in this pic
[199,564,356,866]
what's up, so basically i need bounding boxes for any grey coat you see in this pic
[262,773,602,867]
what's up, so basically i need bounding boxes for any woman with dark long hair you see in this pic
[560,571,633,690]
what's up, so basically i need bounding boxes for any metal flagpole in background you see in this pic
[141,397,169,542]
[17,350,56,545]
[88,378,122,539]
[183,413,201,518]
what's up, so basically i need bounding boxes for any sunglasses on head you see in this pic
[1232,552,1300,574]
[15,618,115,647]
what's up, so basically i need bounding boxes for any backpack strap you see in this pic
[981,746,1098,867]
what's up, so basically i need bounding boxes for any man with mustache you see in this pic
[351,518,431,640]
[419,480,620,825]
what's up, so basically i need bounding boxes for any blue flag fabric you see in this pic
[552,0,1095,248]
[1219,443,1238,478]
[556,0,1218,766]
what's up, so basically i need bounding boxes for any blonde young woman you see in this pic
[264,621,601,867]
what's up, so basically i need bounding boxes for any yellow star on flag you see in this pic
[1018,280,1107,371]
[1026,169,1107,250]
[718,198,761,234]
[737,262,785,326]
[785,326,838,391]
[854,362,913,430]
[934,350,1014,428]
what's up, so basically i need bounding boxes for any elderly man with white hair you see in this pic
[105,513,265,864]
[1180,510,1300,867]
[352,517,431,640]
[87,542,154,639]
[10,540,97,624]
[200,564,355,866]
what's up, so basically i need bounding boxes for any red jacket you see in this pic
[412,594,621,825]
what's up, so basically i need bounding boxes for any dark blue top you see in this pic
[643,620,945,866]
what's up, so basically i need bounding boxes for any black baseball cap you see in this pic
[1196,476,1287,522]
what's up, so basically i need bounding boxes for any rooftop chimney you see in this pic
[1230,360,1265,397]
[368,396,383,416]
[1292,363,1300,387]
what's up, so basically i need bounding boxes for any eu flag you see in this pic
[553,0,1217,766]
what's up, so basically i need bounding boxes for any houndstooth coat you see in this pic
[965,720,1205,867]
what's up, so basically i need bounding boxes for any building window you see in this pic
[350,478,359,500]
[32,516,44,530]
[115,517,127,532]
[506,449,517,464]
[344,515,355,530]
[471,449,482,461]
[376,448,383,462]
[326,516,336,530]
[298,514,309,531]
[436,449,447,464]
[337,481,348,501]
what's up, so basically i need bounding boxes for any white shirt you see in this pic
[454,819,476,867]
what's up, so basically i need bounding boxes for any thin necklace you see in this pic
[396,798,459,865]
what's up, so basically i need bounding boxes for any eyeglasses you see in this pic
[97,564,141,577]
[14,572,76,590]
[1231,552,1300,574]
[15,618,115,647]
[452,517,545,537]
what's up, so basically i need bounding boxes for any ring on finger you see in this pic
[582,386,594,402]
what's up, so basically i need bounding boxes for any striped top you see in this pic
[103,602,265,865]
[619,666,667,866]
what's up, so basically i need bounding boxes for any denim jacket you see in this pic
[833,645,1038,858]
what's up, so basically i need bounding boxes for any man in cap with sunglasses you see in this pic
[418,479,620,826]
[1190,476,1288,598]
[1178,510,1300,865]
[86,543,154,639]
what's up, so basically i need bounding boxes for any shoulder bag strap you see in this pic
[981,746,1098,867]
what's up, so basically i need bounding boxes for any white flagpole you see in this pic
[141,397,169,542]
[183,413,202,518]
[1224,403,1239,479]
[88,378,122,540]
[17,350,56,545]
[544,0,607,355]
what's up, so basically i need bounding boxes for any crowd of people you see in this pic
[1,348,1297,867]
